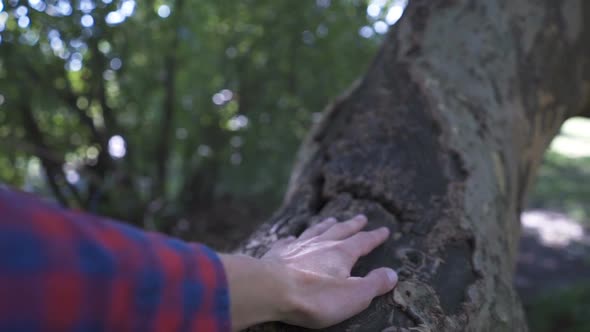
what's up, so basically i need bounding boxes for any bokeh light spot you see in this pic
[81,14,94,28]
[359,26,374,39]
[373,20,388,34]
[108,135,127,158]
[157,5,170,18]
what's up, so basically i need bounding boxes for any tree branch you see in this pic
[22,59,113,206]
[87,38,119,134]
[20,103,73,207]
[22,62,102,143]
[0,137,65,165]
[153,0,185,200]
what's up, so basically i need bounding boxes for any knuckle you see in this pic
[355,233,373,249]
[337,241,358,257]
[331,221,345,231]
[333,241,347,251]
[358,231,373,241]
[367,231,380,243]
[360,297,372,309]
[341,221,356,232]
[306,224,320,234]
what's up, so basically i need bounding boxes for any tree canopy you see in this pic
[0,0,407,227]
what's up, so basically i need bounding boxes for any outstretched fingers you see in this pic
[343,227,390,258]
[270,235,296,250]
[318,215,368,241]
[299,217,338,240]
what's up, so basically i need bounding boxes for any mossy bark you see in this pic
[240,0,590,331]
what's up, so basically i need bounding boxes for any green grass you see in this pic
[526,118,590,330]
[525,284,590,332]
[529,117,590,224]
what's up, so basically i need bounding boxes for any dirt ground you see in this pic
[516,210,590,303]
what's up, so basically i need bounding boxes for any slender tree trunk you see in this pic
[239,0,590,331]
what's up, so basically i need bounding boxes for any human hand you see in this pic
[261,215,398,329]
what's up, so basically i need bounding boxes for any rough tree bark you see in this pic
[239,1,590,331]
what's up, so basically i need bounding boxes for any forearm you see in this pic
[0,187,231,332]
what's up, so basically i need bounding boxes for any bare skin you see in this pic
[220,215,398,331]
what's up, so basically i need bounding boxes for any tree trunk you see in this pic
[239,0,590,331]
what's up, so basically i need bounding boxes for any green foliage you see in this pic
[526,284,590,332]
[0,0,392,225]
[529,151,590,225]
[526,132,590,331]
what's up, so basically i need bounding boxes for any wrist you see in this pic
[260,258,301,323]
[261,258,316,326]
[220,254,294,330]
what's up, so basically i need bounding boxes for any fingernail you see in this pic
[355,214,367,222]
[324,217,337,224]
[386,269,398,285]
[379,227,390,235]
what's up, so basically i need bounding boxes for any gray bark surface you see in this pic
[240,1,590,331]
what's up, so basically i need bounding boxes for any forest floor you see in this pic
[516,210,590,300]
[517,118,590,332]
[517,210,590,332]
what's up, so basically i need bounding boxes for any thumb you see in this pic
[337,268,398,322]
[362,267,398,297]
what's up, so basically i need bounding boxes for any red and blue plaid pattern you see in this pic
[0,186,230,332]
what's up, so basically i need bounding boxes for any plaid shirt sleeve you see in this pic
[0,186,231,332]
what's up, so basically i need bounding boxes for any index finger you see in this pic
[342,227,390,258]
